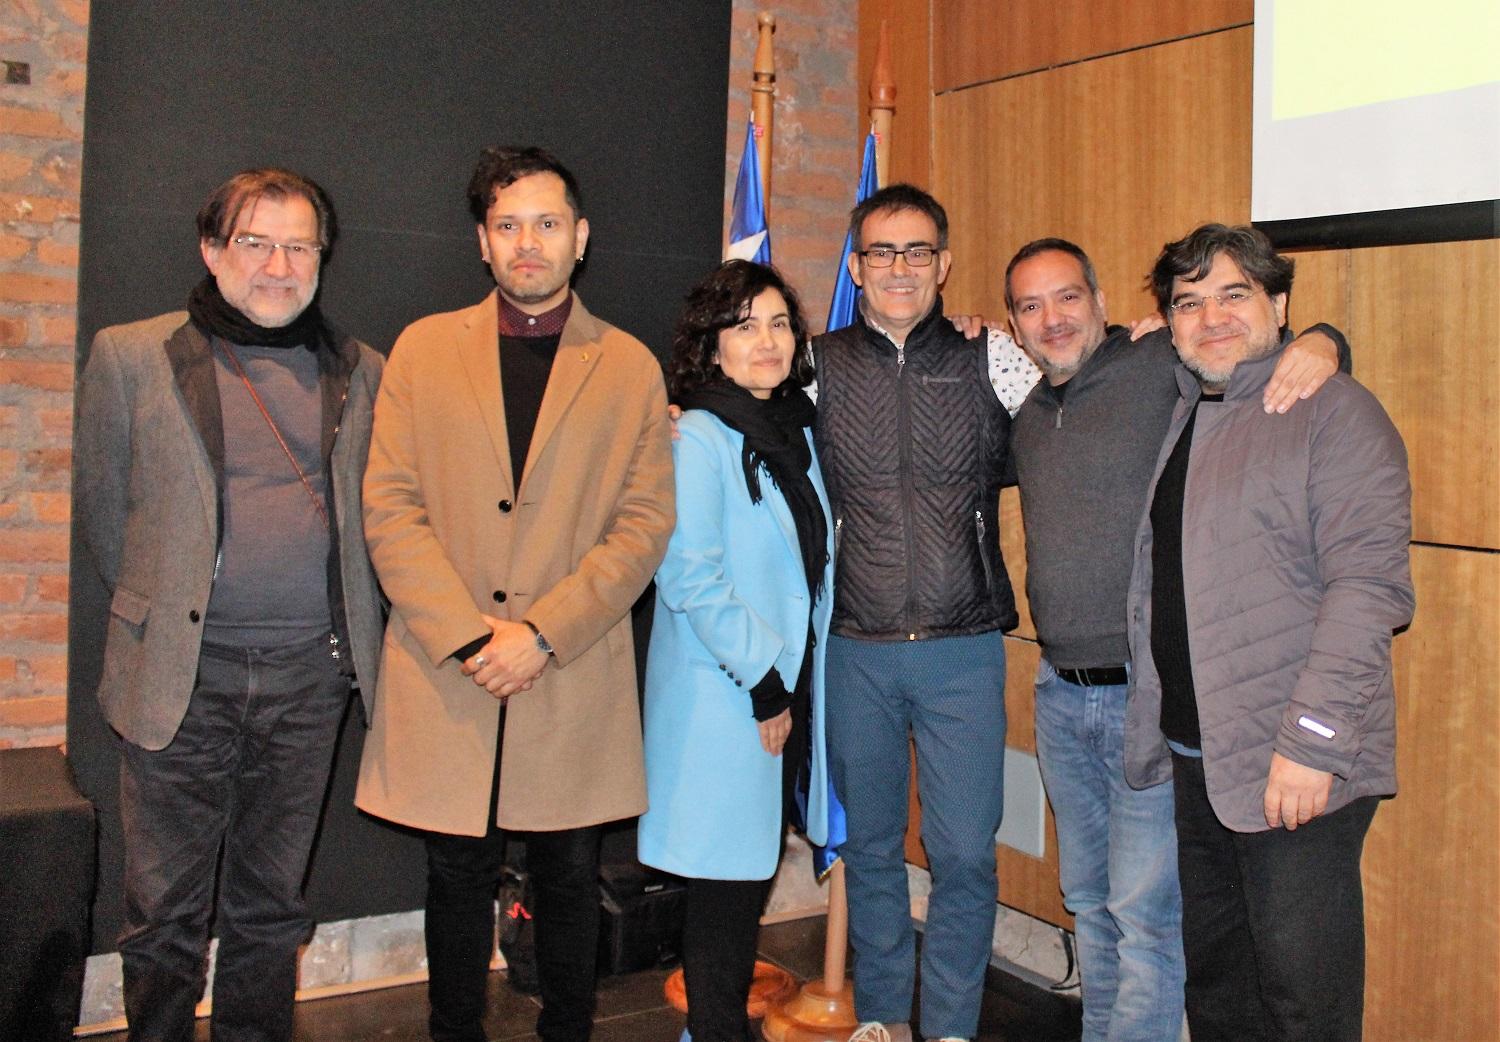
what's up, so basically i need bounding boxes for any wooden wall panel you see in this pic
[995,638,1070,925]
[857,0,931,187]
[1363,547,1500,1040]
[933,28,1253,329]
[1349,239,1500,550]
[1283,247,1352,340]
[999,487,1035,640]
[934,0,1252,92]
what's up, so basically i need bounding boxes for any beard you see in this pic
[1181,326,1283,391]
[1181,354,1235,391]
[1020,323,1102,385]
[497,258,575,306]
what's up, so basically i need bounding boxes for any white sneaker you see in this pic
[848,1023,913,1042]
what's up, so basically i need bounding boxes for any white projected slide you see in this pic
[1252,0,1500,226]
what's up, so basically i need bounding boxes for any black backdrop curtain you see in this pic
[69,0,731,953]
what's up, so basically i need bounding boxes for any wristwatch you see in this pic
[522,620,554,657]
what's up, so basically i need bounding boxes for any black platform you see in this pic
[0,746,96,1042]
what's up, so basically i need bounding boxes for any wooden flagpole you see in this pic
[752,12,777,202]
[870,19,895,187]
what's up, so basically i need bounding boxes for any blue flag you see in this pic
[824,130,879,333]
[805,134,880,881]
[725,118,771,264]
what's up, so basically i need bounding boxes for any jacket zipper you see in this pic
[833,516,844,569]
[1055,403,1064,429]
[975,510,994,593]
[895,342,917,639]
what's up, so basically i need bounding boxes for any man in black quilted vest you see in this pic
[813,184,1016,1042]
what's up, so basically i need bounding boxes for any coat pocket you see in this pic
[109,586,151,628]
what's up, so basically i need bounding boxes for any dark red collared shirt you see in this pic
[497,293,572,338]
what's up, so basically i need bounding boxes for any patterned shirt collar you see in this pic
[498,292,572,338]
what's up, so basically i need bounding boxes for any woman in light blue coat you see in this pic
[639,261,833,1042]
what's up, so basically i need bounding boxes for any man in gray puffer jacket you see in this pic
[1125,223,1414,1042]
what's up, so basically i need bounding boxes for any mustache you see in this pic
[1196,320,1246,338]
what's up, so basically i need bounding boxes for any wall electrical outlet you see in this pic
[995,747,1047,858]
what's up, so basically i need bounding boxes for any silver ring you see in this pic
[473,655,488,668]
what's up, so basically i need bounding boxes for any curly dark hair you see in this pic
[466,145,583,223]
[1149,223,1294,318]
[666,260,814,401]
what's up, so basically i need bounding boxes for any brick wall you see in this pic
[725,1,859,332]
[0,1,860,747]
[0,0,85,749]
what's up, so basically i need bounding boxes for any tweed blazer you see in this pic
[74,311,385,750]
[355,291,674,835]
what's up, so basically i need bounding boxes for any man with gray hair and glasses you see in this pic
[75,168,385,1042]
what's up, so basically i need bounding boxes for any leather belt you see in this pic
[1056,665,1129,687]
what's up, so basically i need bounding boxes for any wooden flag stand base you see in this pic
[664,959,798,1020]
[660,861,857,1042]
[761,860,858,1042]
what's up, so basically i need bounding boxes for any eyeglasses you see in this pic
[857,246,936,268]
[229,235,323,266]
[1168,288,1263,316]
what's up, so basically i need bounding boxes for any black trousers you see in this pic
[1173,753,1379,1042]
[425,823,602,1042]
[118,634,350,1042]
[680,877,772,1042]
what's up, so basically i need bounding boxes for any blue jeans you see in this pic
[1033,658,1184,1042]
[826,632,1007,1041]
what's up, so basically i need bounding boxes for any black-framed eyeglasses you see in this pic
[1168,288,1263,316]
[857,246,936,268]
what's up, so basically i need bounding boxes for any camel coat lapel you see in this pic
[523,321,601,494]
[454,295,515,496]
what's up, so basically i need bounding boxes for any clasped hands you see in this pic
[460,614,549,700]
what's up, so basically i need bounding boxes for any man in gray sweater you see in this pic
[1004,238,1345,1042]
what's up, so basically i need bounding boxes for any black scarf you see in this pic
[187,275,330,350]
[676,381,828,601]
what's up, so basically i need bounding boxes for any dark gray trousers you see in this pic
[118,633,349,1042]
[1173,752,1379,1042]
